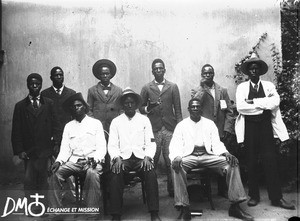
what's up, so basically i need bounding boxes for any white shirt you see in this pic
[108,112,156,160]
[56,115,107,164]
[154,79,166,91]
[209,83,215,100]
[169,117,227,162]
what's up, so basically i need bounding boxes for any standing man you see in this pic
[235,53,295,210]
[11,73,59,215]
[191,64,235,197]
[140,58,182,197]
[41,66,76,155]
[169,98,254,221]
[108,88,161,221]
[49,93,107,220]
[87,59,122,134]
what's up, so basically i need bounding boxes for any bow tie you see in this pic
[156,82,165,86]
[102,86,111,90]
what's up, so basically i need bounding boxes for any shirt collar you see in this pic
[250,80,261,87]
[52,85,64,92]
[29,94,41,100]
[100,83,111,88]
[154,79,165,85]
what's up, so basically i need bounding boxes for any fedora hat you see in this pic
[92,59,117,80]
[62,92,89,114]
[117,87,143,109]
[240,53,268,76]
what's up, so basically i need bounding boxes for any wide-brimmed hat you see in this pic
[62,92,89,113]
[92,59,117,80]
[240,53,268,76]
[116,87,143,109]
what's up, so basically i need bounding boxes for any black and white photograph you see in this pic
[0,0,299,220]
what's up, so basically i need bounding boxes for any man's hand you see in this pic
[51,161,61,174]
[146,99,160,112]
[141,156,154,171]
[222,152,238,167]
[172,156,182,173]
[18,152,29,160]
[245,99,253,104]
[111,157,124,174]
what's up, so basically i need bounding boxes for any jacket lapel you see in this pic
[96,83,108,102]
[160,80,171,95]
[214,83,221,114]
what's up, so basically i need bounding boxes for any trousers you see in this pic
[48,161,102,209]
[172,154,247,206]
[153,126,173,193]
[244,117,282,201]
[109,155,159,215]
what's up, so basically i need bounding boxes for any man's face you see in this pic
[99,66,112,85]
[70,100,86,118]
[188,100,202,121]
[122,95,137,118]
[50,68,64,88]
[27,78,42,97]
[248,63,260,82]
[201,66,214,84]
[152,62,165,83]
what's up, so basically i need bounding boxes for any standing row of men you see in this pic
[11,55,295,221]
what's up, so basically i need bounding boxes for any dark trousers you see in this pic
[109,155,159,215]
[244,118,282,201]
[24,157,49,207]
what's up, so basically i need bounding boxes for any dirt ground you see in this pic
[0,174,298,221]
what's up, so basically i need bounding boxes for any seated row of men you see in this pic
[49,89,253,221]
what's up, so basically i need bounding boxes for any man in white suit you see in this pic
[169,98,253,221]
[235,53,295,210]
[108,88,161,221]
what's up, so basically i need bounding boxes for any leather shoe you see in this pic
[177,206,191,221]
[229,204,254,221]
[247,198,259,207]
[151,211,161,221]
[272,198,296,210]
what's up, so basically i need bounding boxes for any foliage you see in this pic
[233,33,268,85]
[279,0,299,142]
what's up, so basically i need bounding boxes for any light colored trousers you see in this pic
[172,154,247,207]
[48,161,102,209]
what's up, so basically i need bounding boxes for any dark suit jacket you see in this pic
[87,82,122,132]
[41,86,76,142]
[140,79,182,132]
[11,96,60,159]
[191,82,235,137]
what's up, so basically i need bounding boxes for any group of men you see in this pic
[11,55,295,221]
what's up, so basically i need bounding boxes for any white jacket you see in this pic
[108,113,156,160]
[169,117,228,162]
[235,80,289,143]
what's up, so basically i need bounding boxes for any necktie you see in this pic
[156,82,164,86]
[102,86,111,91]
[32,97,38,109]
[254,84,258,92]
[56,89,61,94]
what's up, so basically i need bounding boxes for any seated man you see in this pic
[108,88,161,221]
[49,92,107,220]
[169,98,254,221]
